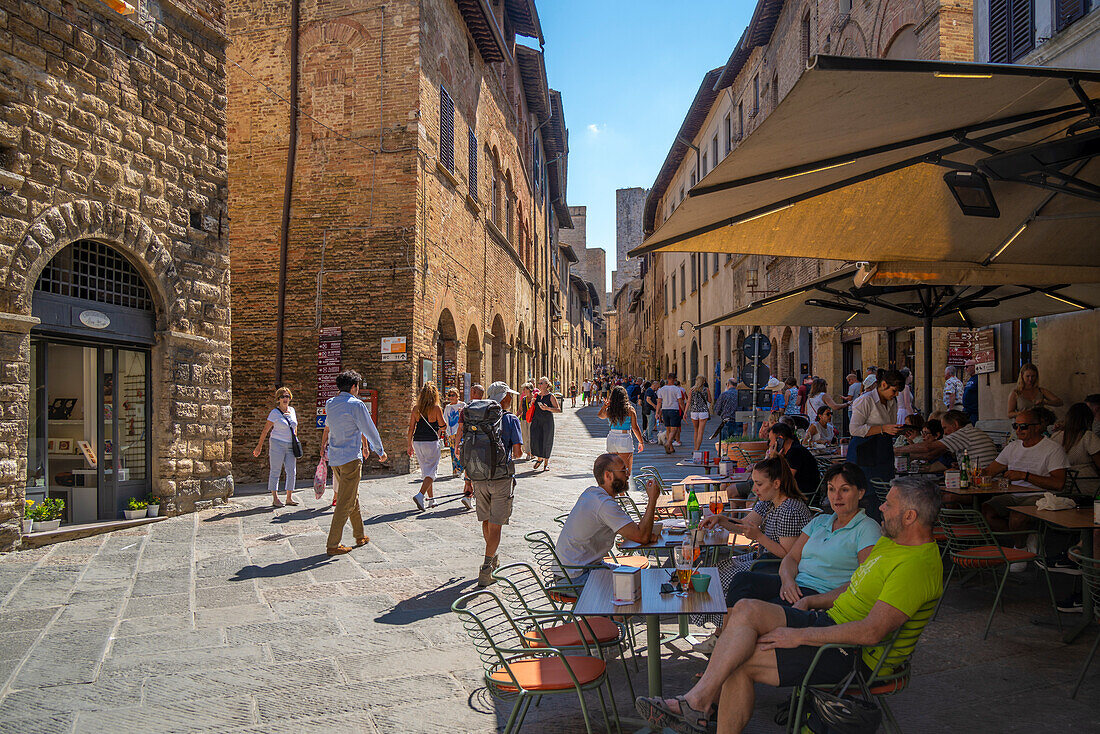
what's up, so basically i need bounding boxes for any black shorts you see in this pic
[661,409,682,428]
[725,571,818,608]
[773,607,866,687]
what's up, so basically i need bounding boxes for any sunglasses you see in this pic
[1011,422,1038,430]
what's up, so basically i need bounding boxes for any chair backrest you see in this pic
[865,597,939,681]
[985,430,1009,449]
[1069,549,1100,623]
[451,590,527,683]
[868,478,892,504]
[552,512,570,527]
[493,562,561,617]
[805,474,829,511]
[637,466,665,487]
[617,491,644,523]
[937,508,1003,560]
[524,529,577,585]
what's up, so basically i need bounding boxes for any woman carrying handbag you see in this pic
[253,386,300,507]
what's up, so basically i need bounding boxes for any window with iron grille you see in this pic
[439,86,455,174]
[690,255,697,291]
[36,240,152,310]
[772,73,779,109]
[723,114,732,155]
[752,75,760,116]
[989,0,1034,63]
[468,129,478,199]
[738,102,744,139]
[533,137,541,194]
[1055,0,1090,33]
[801,10,811,65]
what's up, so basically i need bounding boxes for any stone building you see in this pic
[637,0,974,409]
[228,0,567,477]
[613,186,646,293]
[0,0,232,548]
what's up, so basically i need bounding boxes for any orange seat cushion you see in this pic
[868,675,909,695]
[548,590,577,604]
[489,655,606,692]
[953,545,1035,568]
[607,555,650,569]
[934,524,979,542]
[523,616,621,647]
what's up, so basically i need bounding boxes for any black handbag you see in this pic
[282,411,303,458]
[806,689,882,734]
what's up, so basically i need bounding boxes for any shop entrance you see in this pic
[26,241,155,522]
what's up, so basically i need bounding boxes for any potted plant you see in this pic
[145,494,161,518]
[22,499,35,534]
[124,497,147,520]
[27,498,64,532]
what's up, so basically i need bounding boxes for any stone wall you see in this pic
[0,0,231,548]
[614,187,646,293]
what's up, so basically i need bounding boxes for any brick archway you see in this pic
[875,1,922,58]
[4,201,185,324]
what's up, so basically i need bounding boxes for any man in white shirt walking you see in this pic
[943,366,965,409]
[656,374,687,454]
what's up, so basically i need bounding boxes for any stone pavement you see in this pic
[0,405,1097,733]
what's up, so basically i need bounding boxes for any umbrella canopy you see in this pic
[631,56,1100,269]
[697,264,1100,413]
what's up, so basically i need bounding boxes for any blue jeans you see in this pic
[268,438,296,494]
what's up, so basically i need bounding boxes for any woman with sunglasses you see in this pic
[253,386,299,507]
[803,406,836,446]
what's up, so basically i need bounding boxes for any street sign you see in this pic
[742,363,770,390]
[743,332,771,361]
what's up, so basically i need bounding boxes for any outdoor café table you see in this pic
[676,459,721,475]
[1009,505,1098,643]
[656,489,730,516]
[573,567,727,700]
[938,481,1043,511]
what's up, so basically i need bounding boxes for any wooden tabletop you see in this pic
[939,483,1045,496]
[1008,505,1098,529]
[572,567,729,617]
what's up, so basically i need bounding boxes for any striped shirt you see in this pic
[940,424,999,469]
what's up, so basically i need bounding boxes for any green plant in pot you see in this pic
[125,497,148,520]
[27,498,65,531]
[145,494,161,518]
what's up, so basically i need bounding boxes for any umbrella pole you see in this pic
[922,316,933,416]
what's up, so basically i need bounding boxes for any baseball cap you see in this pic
[486,381,519,402]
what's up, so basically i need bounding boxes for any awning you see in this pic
[698,264,1100,331]
[632,56,1100,269]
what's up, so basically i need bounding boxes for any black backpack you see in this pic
[459,400,511,481]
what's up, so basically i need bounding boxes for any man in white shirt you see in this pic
[656,374,687,454]
[980,408,1069,539]
[844,373,862,403]
[942,366,964,409]
[582,379,592,406]
[555,454,662,586]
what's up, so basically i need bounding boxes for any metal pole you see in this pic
[923,316,933,416]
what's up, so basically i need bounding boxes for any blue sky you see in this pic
[537,1,753,294]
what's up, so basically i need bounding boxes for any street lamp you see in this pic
[677,320,695,338]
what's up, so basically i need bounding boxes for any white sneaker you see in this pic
[1009,561,1028,573]
[673,441,682,447]
[1025,533,1039,555]
[461,496,473,511]
[427,497,436,509]
[413,492,426,511]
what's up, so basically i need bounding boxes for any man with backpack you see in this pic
[457,381,524,587]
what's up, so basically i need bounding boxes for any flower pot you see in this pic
[123,509,144,520]
[21,518,32,534]
[146,504,160,518]
[35,519,60,532]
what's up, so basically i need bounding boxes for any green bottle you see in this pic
[686,488,701,529]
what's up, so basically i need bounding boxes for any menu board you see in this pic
[946,330,975,366]
[973,328,996,374]
[316,327,342,422]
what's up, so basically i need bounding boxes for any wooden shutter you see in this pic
[468,129,478,199]
[439,86,454,173]
[989,0,1009,63]
[1009,0,1034,61]
[1055,0,1087,32]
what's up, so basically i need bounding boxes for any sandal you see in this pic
[635,696,713,734]
[271,499,284,508]
[285,500,298,506]
[533,459,543,470]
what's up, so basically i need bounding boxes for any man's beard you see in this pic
[610,476,628,495]
[881,514,901,539]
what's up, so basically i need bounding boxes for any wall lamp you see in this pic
[677,320,695,337]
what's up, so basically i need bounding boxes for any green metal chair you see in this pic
[493,562,638,699]
[451,589,621,734]
[869,478,892,505]
[524,530,605,603]
[784,599,939,734]
[805,474,829,514]
[635,466,669,492]
[1069,548,1100,699]
[552,512,570,527]
[938,508,1060,638]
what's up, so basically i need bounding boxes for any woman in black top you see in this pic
[407,382,445,511]
[530,376,561,471]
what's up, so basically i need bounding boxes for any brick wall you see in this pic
[0,0,230,547]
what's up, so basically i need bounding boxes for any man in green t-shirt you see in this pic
[636,476,943,734]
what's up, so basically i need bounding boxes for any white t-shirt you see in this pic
[268,407,298,442]
[994,437,1069,489]
[1051,430,1100,478]
[442,402,466,436]
[656,384,682,411]
[583,380,591,393]
[556,487,634,569]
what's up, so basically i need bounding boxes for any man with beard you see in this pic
[636,476,942,734]
[554,453,662,586]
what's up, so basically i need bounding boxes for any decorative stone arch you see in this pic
[835,18,871,57]
[465,323,482,385]
[296,17,372,52]
[874,1,922,58]
[4,201,185,324]
[490,313,508,384]
[780,326,794,380]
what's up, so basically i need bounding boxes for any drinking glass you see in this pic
[709,499,723,516]
[673,545,692,591]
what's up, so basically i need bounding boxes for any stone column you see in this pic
[0,313,38,549]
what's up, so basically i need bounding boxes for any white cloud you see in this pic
[586,123,606,136]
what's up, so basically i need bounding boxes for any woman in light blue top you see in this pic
[598,386,644,474]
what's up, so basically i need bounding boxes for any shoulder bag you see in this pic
[282,411,303,458]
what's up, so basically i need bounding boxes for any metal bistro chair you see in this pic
[635,466,669,492]
[937,508,1060,639]
[869,478,893,506]
[493,562,638,699]
[1069,549,1100,699]
[451,589,621,734]
[784,599,938,734]
[525,530,603,604]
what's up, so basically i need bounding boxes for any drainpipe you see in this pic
[274,0,300,386]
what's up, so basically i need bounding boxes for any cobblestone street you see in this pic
[0,406,1097,733]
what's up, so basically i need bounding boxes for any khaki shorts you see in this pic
[473,477,515,525]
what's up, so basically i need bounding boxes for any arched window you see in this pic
[36,241,152,311]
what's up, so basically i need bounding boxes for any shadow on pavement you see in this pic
[375,576,477,624]
[271,506,330,523]
[230,553,335,581]
[201,505,272,522]
[366,508,420,524]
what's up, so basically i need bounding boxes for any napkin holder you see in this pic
[672,483,685,501]
[944,471,961,490]
[612,565,641,605]
[692,450,704,464]
[719,460,735,476]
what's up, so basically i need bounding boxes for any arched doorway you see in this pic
[882,25,919,59]
[780,327,793,380]
[689,340,699,383]
[465,325,481,388]
[769,337,779,377]
[28,240,156,521]
[516,322,526,386]
[491,315,507,384]
[436,310,458,393]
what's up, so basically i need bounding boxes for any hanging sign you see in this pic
[382,336,407,361]
[974,329,996,375]
[316,327,342,427]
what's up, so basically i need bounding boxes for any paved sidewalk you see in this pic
[0,406,1097,732]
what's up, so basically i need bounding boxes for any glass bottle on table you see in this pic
[686,488,701,528]
[960,450,970,489]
